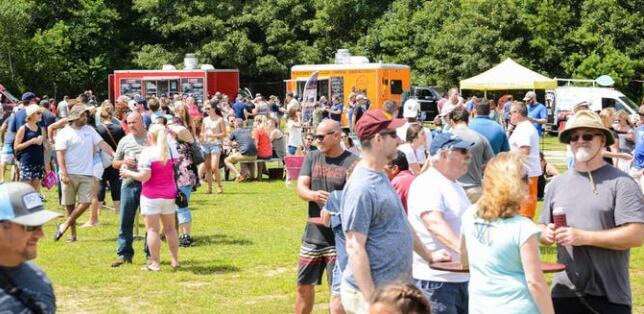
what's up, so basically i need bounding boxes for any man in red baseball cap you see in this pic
[341,110,450,313]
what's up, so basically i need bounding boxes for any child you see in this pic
[369,282,431,314]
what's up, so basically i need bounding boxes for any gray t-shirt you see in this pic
[114,132,147,186]
[341,164,413,289]
[230,128,256,156]
[451,126,494,188]
[538,164,644,305]
[0,262,56,314]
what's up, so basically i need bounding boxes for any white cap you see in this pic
[403,99,420,118]
[25,104,43,117]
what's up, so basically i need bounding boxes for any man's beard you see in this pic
[575,147,594,162]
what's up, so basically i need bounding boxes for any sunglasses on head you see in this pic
[569,132,601,142]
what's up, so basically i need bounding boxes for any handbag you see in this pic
[41,170,59,190]
[169,147,189,208]
[190,141,206,165]
[100,149,113,168]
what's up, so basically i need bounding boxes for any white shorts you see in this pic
[140,196,176,216]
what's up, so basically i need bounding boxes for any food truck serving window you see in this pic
[181,78,204,103]
[390,80,403,95]
[120,79,142,97]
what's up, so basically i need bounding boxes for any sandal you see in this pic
[53,224,64,241]
[141,265,160,272]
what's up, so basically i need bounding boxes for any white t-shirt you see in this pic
[396,122,432,155]
[286,120,303,147]
[398,143,426,165]
[55,125,103,176]
[509,120,542,177]
[407,167,471,282]
[286,99,300,111]
[57,101,68,118]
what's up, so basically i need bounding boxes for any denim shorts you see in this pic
[414,279,468,314]
[176,185,193,225]
[1,143,14,165]
[201,143,222,155]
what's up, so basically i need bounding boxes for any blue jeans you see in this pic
[176,185,193,225]
[414,279,468,314]
[117,182,148,259]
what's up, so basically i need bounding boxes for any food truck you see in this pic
[286,50,411,111]
[108,55,239,103]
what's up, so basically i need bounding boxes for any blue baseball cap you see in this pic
[0,183,61,226]
[21,92,37,102]
[429,133,474,155]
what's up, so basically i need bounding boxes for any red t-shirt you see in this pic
[391,170,416,214]
[254,128,272,158]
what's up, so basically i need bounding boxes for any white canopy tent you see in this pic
[459,58,557,95]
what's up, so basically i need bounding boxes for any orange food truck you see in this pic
[286,50,411,115]
[108,55,239,104]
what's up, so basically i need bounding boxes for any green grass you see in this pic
[15,138,644,312]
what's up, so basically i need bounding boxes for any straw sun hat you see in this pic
[559,110,614,146]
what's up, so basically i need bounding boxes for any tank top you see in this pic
[202,116,224,144]
[18,125,44,166]
[257,102,270,116]
[271,134,287,159]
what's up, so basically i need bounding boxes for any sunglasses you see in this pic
[569,133,601,142]
[379,129,398,139]
[23,225,43,232]
[314,131,336,141]
[0,220,42,232]
[450,147,468,155]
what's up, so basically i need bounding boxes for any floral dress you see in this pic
[176,141,198,188]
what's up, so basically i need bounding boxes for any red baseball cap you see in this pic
[355,110,405,140]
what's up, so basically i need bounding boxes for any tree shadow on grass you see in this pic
[192,234,253,247]
[163,259,240,275]
[95,233,252,246]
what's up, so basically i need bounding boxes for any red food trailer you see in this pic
[108,67,239,104]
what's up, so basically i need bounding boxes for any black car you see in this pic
[402,86,444,121]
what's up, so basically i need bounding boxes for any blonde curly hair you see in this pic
[476,152,528,221]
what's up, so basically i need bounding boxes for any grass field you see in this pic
[19,135,644,313]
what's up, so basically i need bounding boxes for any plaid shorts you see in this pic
[296,242,336,285]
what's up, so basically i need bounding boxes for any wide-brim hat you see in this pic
[559,110,614,146]
[67,104,90,121]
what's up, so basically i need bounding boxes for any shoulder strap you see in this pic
[100,124,118,148]
[0,268,46,314]
[168,146,180,191]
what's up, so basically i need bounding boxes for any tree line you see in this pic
[0,0,641,100]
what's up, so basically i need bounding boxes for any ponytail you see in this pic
[149,124,170,164]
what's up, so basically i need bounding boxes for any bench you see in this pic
[236,157,284,181]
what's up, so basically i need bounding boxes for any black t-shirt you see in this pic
[354,106,366,124]
[96,122,126,150]
[299,149,358,245]
[0,262,56,314]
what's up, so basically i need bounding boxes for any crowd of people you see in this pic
[294,90,644,314]
[1,86,644,314]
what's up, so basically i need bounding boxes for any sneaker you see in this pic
[111,256,132,268]
[179,234,193,247]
